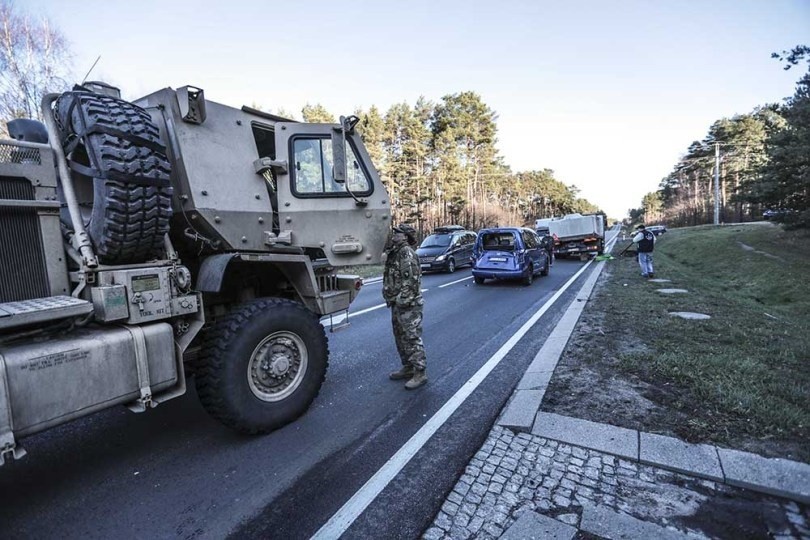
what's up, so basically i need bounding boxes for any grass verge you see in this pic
[544,222,810,461]
[338,264,384,279]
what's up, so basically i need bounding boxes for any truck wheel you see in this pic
[597,239,605,255]
[195,298,328,434]
[446,258,456,273]
[55,91,173,264]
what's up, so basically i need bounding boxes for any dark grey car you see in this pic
[416,226,476,273]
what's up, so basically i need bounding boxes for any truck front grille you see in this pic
[0,177,50,303]
[0,143,42,165]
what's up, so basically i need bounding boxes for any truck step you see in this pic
[0,296,93,331]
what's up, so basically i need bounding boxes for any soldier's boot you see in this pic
[389,365,414,381]
[405,369,428,390]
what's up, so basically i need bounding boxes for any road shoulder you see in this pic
[424,238,810,539]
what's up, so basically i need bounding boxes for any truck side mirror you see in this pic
[330,115,360,184]
[331,127,347,184]
[177,86,207,125]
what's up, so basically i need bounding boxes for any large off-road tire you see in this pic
[55,90,172,264]
[195,298,329,434]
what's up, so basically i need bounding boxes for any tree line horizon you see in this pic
[630,45,809,230]
[3,2,805,233]
[288,96,603,236]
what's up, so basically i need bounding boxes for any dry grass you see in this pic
[604,223,810,458]
[338,264,384,279]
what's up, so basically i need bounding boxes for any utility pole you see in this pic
[714,142,720,225]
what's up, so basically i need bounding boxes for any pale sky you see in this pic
[24,0,810,218]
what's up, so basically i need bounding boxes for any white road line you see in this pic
[350,303,388,317]
[605,231,620,252]
[320,302,387,326]
[321,288,433,327]
[438,276,473,288]
[312,258,596,540]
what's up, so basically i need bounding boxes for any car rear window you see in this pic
[481,232,517,251]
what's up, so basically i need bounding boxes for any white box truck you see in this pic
[535,214,605,258]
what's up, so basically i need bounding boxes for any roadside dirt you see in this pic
[541,264,808,462]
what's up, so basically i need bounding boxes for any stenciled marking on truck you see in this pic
[18,348,89,372]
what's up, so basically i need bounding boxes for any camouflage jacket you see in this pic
[383,243,423,307]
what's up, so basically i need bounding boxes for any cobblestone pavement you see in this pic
[424,427,810,540]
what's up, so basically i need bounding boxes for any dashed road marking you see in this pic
[439,276,473,288]
[320,302,387,327]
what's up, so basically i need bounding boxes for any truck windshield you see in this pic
[480,232,516,251]
[420,234,452,248]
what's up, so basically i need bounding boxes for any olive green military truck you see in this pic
[0,82,390,464]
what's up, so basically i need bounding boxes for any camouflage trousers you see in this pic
[391,302,426,371]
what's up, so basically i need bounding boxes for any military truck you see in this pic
[0,82,390,465]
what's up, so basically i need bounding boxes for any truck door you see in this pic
[274,122,390,266]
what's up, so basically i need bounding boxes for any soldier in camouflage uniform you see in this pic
[383,224,428,389]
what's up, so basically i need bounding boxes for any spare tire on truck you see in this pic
[54,87,173,265]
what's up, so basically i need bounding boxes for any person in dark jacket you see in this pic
[383,224,427,389]
[538,233,555,266]
[632,224,656,278]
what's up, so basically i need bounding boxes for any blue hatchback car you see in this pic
[472,227,550,285]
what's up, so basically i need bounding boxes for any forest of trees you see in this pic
[0,1,70,132]
[297,92,601,236]
[631,45,810,230]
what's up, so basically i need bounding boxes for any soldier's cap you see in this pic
[393,224,417,237]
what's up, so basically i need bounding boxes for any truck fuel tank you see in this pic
[0,323,177,442]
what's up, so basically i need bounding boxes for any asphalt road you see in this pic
[0,255,599,539]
